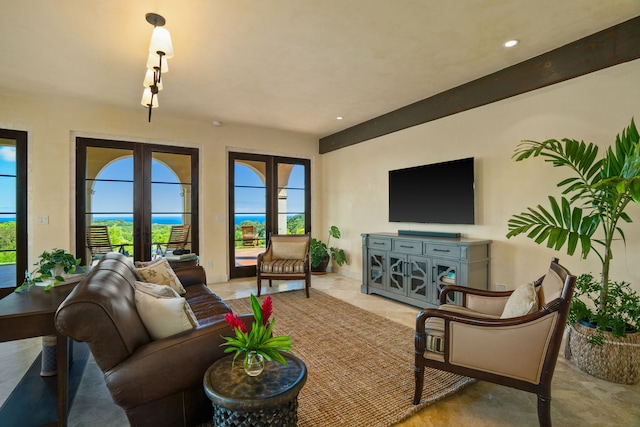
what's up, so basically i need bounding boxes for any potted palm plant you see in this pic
[310,226,348,273]
[506,118,640,384]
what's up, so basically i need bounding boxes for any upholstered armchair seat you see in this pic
[257,234,311,297]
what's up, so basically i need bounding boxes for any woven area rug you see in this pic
[222,289,474,427]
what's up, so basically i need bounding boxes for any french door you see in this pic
[229,152,310,278]
[76,137,198,264]
[0,129,27,296]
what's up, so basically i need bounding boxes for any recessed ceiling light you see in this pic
[504,39,519,48]
[336,116,344,120]
[212,120,223,127]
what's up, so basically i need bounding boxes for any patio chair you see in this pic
[413,257,576,427]
[155,224,191,256]
[241,225,258,247]
[257,234,311,297]
[87,225,126,262]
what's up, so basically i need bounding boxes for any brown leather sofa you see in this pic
[55,252,244,427]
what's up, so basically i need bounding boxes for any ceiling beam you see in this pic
[319,15,640,154]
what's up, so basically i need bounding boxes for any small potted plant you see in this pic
[16,248,81,292]
[310,226,348,273]
[221,294,293,376]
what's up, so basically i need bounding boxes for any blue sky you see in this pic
[0,146,16,215]
[0,149,306,219]
[235,163,305,216]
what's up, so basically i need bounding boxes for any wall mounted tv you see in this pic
[388,157,475,224]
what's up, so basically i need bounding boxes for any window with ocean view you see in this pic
[77,138,198,263]
[0,130,27,291]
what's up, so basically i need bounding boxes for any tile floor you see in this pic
[1,273,639,426]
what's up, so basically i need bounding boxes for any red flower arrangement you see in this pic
[221,294,292,366]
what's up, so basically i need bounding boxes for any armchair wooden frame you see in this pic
[413,257,576,427]
[257,234,311,298]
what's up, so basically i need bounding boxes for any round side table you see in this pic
[203,352,307,427]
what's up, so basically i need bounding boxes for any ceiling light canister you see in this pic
[143,69,163,90]
[149,26,174,58]
[141,87,159,108]
[504,39,519,47]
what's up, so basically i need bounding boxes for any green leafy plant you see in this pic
[568,273,640,344]
[15,248,81,292]
[221,294,293,366]
[310,225,348,269]
[506,118,640,342]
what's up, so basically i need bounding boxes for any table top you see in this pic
[0,274,83,317]
[204,352,307,412]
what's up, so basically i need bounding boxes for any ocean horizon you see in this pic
[0,214,295,225]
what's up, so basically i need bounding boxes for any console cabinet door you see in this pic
[388,253,406,295]
[433,259,461,305]
[407,255,430,301]
[367,249,386,290]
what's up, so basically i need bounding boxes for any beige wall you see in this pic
[321,59,640,292]
[2,58,639,290]
[0,93,319,282]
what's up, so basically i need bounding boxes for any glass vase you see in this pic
[243,351,265,376]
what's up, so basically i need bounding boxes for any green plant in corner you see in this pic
[310,225,348,269]
[506,118,640,344]
[15,248,81,292]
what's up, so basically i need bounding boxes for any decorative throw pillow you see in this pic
[500,282,539,318]
[134,280,179,298]
[134,286,199,340]
[134,258,186,295]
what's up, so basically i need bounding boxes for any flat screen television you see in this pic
[388,157,475,224]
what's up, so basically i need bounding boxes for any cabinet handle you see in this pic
[433,248,450,252]
[373,242,385,245]
[399,245,413,248]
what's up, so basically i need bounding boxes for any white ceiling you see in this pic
[1,1,638,137]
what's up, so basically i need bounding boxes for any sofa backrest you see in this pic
[55,252,151,372]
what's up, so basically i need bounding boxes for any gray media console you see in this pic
[361,232,491,308]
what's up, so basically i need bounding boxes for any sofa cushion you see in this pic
[134,283,199,340]
[501,282,539,318]
[135,280,179,298]
[134,258,186,295]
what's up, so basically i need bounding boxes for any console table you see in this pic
[0,275,83,427]
[361,233,491,308]
[203,353,307,426]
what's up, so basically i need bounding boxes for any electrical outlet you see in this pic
[207,260,213,268]
[495,283,507,291]
[37,215,49,224]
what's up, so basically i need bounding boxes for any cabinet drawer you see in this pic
[392,240,422,255]
[367,237,391,250]
[424,243,461,259]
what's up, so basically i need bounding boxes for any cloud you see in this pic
[0,146,16,162]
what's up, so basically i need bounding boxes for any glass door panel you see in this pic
[0,139,18,289]
[232,160,267,273]
[151,152,193,256]
[84,146,134,261]
[276,163,306,234]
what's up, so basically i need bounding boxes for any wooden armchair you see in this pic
[241,225,258,247]
[257,234,311,298]
[155,224,191,256]
[87,225,126,262]
[413,257,576,427]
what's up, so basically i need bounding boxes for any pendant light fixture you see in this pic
[141,13,174,122]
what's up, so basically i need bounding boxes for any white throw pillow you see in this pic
[500,282,539,318]
[134,287,198,340]
[134,258,186,295]
[134,280,179,298]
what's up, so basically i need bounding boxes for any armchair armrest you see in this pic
[440,285,512,316]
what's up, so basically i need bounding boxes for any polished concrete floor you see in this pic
[1,273,639,426]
